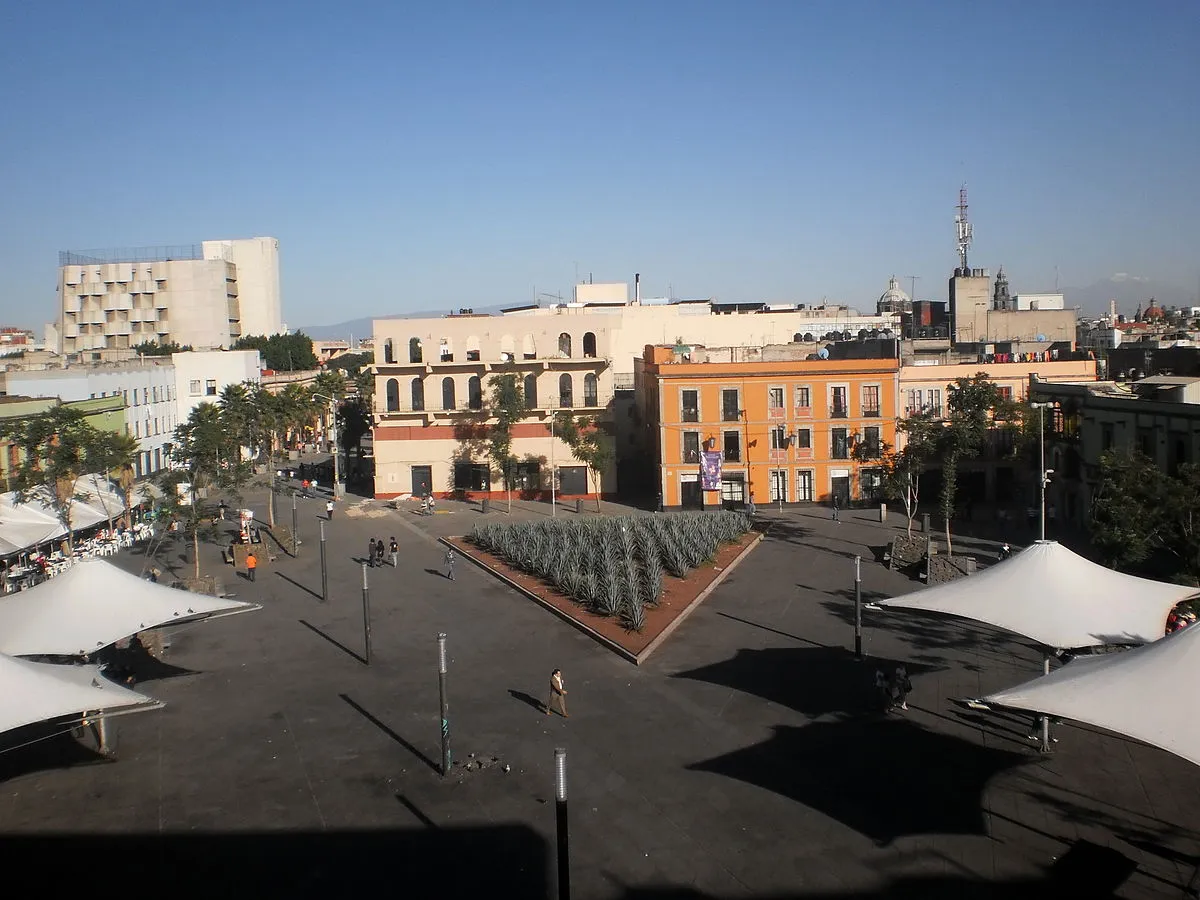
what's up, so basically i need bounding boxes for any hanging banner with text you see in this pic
[700,451,723,491]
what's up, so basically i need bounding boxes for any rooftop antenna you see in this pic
[955,185,972,273]
[905,275,920,302]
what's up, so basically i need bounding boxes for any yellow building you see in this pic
[640,346,900,509]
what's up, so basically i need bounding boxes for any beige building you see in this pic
[949,269,1075,347]
[57,238,282,355]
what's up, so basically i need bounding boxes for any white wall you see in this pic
[203,237,282,338]
[172,349,262,421]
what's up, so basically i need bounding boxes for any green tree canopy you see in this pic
[233,332,318,371]
[133,340,193,356]
[549,411,613,511]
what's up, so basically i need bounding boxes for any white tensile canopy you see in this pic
[985,623,1200,767]
[0,559,260,658]
[0,653,161,735]
[0,493,68,554]
[876,540,1197,649]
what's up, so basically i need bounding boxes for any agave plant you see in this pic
[621,593,647,632]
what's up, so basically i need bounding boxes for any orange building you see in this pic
[640,346,899,509]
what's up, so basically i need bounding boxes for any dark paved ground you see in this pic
[0,487,1197,899]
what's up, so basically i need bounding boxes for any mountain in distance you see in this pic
[1063,274,1194,316]
[296,303,511,340]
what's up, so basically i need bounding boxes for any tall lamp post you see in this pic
[312,392,342,500]
[1030,402,1054,541]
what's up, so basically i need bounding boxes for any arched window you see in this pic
[408,337,423,363]
[499,334,515,362]
[803,332,814,342]
[583,373,598,407]
[386,378,399,412]
[522,333,536,360]
[442,377,456,410]
[582,332,597,358]
[384,339,395,364]
[439,338,454,362]
[523,373,538,409]
[559,373,573,408]
[468,375,482,410]
[411,378,425,411]
[558,332,572,358]
[466,335,481,362]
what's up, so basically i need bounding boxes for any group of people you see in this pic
[1168,608,1197,634]
[367,537,398,568]
[875,666,912,713]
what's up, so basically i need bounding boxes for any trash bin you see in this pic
[481,498,490,513]
[879,502,887,523]
[921,512,930,533]
[575,498,583,514]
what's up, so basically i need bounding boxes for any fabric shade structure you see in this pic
[876,540,1197,650]
[0,492,68,554]
[0,653,161,735]
[984,623,1200,768]
[0,559,260,658]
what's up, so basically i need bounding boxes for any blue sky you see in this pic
[1,0,1197,329]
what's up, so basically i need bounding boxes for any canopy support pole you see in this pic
[1039,653,1052,753]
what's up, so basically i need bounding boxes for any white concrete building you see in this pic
[56,238,283,355]
[1,361,178,478]
[172,350,262,421]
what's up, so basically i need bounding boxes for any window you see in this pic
[795,386,811,409]
[906,388,942,416]
[862,426,881,459]
[832,427,849,459]
[511,461,541,491]
[408,337,423,363]
[468,376,483,410]
[768,387,784,410]
[583,373,598,407]
[439,341,453,362]
[998,386,1014,402]
[442,377,456,410]
[582,332,597,358]
[860,468,883,500]
[386,378,400,412]
[558,332,572,358]
[205,379,217,396]
[795,428,812,450]
[681,389,699,422]
[682,431,700,463]
[558,373,573,407]
[720,474,745,506]
[769,425,788,450]
[796,470,814,501]
[152,387,159,403]
[723,430,741,462]
[134,421,140,438]
[523,373,538,408]
[411,378,425,411]
[721,389,740,422]
[831,386,848,418]
[453,462,491,492]
[1101,422,1114,451]
[768,469,787,502]
[862,385,880,416]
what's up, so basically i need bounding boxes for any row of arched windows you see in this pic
[383,373,599,412]
[381,331,599,364]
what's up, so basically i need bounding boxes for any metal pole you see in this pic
[291,490,298,556]
[438,633,450,776]
[361,562,372,665]
[854,555,863,660]
[1040,653,1051,752]
[554,747,570,900]
[1039,405,1046,542]
[96,714,112,757]
[319,519,328,603]
[331,399,342,501]
[550,414,556,518]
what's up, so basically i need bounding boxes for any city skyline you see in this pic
[1,1,1197,331]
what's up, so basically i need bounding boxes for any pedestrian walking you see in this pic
[443,546,456,580]
[367,538,378,567]
[302,479,310,496]
[546,668,568,717]
[326,499,334,520]
[373,537,383,567]
[832,495,841,523]
[889,666,912,711]
[218,500,228,521]
[246,550,257,582]
[874,669,891,712]
[389,537,399,568]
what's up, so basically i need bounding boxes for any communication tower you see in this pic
[955,185,973,274]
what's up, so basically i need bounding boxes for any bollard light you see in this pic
[438,633,447,674]
[554,747,567,801]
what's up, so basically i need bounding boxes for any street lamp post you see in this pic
[1030,402,1054,542]
[312,393,342,501]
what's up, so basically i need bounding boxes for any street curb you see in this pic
[441,531,763,666]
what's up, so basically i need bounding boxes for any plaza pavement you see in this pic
[0,488,1196,899]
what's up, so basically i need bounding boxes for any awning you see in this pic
[876,541,1196,649]
[985,623,1200,767]
[0,493,68,555]
[0,653,161,735]
[0,559,260,657]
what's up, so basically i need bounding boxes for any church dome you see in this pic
[878,275,911,311]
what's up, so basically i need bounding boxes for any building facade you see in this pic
[0,395,126,490]
[172,350,262,421]
[372,315,613,500]
[56,238,282,355]
[641,346,899,509]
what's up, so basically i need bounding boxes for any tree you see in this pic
[549,411,613,512]
[233,332,318,371]
[875,411,940,538]
[134,340,192,356]
[0,406,134,545]
[408,337,423,363]
[486,374,525,512]
[1164,463,1200,582]
[326,351,373,376]
[939,373,1005,555]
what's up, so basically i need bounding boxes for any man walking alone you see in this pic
[443,546,456,581]
[246,550,257,582]
[546,668,568,717]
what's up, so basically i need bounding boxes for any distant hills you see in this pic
[1063,274,1194,316]
[297,305,509,340]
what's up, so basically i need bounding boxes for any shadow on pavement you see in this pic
[339,693,439,774]
[0,722,111,783]
[688,718,1029,845]
[508,689,545,713]
[95,640,197,684]
[275,571,323,601]
[0,825,550,900]
[298,619,366,665]
[675,646,941,718]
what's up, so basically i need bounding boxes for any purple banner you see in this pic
[700,451,722,491]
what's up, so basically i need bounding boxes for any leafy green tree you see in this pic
[939,373,1005,555]
[134,340,193,356]
[326,351,373,376]
[486,374,525,512]
[1090,449,1172,571]
[869,411,940,538]
[1165,463,1200,581]
[549,411,614,512]
[233,332,318,371]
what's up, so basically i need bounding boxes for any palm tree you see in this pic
[217,382,256,464]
